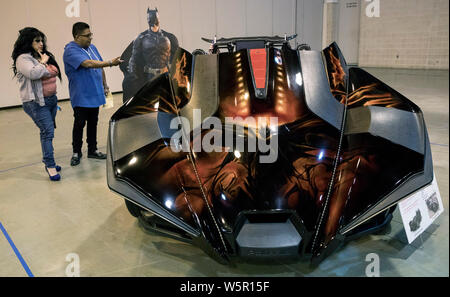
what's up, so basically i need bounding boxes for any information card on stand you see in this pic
[398,174,443,244]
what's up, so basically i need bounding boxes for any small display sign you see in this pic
[398,174,444,244]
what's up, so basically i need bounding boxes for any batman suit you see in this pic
[121,8,179,103]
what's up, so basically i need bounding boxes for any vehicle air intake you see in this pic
[235,211,302,258]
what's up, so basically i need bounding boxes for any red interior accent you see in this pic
[250,49,267,89]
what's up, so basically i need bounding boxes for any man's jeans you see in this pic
[23,95,58,168]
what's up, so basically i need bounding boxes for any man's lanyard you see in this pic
[82,46,100,61]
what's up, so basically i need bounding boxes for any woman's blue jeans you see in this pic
[23,95,58,168]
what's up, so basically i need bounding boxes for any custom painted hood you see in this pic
[107,36,432,266]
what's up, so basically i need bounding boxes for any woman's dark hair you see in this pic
[12,27,62,80]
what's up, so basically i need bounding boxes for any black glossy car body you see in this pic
[107,35,433,266]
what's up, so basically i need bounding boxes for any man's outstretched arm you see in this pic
[81,56,123,68]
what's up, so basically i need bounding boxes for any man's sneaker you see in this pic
[88,150,107,159]
[70,153,82,166]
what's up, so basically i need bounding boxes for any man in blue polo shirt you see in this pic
[63,22,122,166]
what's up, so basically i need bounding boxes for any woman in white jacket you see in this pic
[12,27,62,181]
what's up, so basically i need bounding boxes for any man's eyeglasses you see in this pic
[79,33,93,38]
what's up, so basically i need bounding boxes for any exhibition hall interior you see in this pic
[0,0,448,277]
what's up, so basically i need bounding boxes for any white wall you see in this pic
[322,1,339,47]
[322,0,362,65]
[1,0,91,109]
[298,0,324,50]
[359,0,449,69]
[1,0,324,108]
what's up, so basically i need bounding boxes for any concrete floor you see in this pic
[0,67,448,277]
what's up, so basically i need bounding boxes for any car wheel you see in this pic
[192,49,207,55]
[124,199,144,217]
[297,43,311,51]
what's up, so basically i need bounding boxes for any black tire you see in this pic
[297,43,311,51]
[345,206,396,241]
[124,199,144,217]
[192,49,207,56]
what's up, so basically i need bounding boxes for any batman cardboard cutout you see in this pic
[120,8,179,103]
